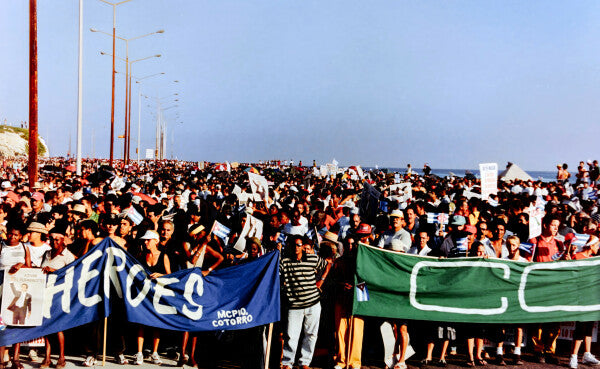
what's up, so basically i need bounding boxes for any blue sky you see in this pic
[1,1,600,171]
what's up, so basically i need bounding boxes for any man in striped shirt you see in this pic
[280,235,329,369]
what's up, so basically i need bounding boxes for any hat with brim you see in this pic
[355,223,372,235]
[389,210,404,218]
[450,215,467,226]
[140,230,159,240]
[31,192,44,202]
[71,204,87,215]
[27,222,48,234]
[323,231,338,243]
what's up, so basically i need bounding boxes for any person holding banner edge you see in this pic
[135,230,172,365]
[280,235,329,369]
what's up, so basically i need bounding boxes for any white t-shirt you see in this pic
[0,242,27,271]
[27,242,52,268]
[282,222,308,236]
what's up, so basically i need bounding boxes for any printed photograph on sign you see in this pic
[1,268,47,327]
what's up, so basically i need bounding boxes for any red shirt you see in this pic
[529,235,563,262]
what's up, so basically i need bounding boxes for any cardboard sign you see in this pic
[1,268,46,327]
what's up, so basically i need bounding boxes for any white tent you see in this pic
[499,163,533,181]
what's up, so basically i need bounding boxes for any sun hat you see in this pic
[355,223,372,235]
[140,230,159,240]
[389,209,404,218]
[27,222,48,234]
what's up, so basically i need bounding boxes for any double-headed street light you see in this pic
[145,91,179,159]
[159,104,178,160]
[92,28,164,162]
[133,72,165,162]
[99,52,161,162]
[96,0,133,166]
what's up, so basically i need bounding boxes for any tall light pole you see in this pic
[145,93,178,160]
[133,72,165,162]
[90,28,163,162]
[28,0,38,188]
[100,52,161,160]
[76,0,83,175]
[97,0,132,166]
[160,104,178,160]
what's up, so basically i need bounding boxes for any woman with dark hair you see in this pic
[178,224,224,367]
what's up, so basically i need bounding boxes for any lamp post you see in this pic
[100,52,161,161]
[160,104,178,160]
[76,0,83,175]
[96,0,133,166]
[134,72,165,162]
[91,28,163,162]
[145,92,178,160]
[28,0,38,188]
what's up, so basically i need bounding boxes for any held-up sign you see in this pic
[248,173,270,206]
[479,163,498,201]
[1,269,46,327]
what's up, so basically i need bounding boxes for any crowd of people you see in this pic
[0,158,599,369]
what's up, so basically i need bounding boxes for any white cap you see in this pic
[140,230,159,241]
[1,181,11,189]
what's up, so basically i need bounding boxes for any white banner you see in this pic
[479,162,498,201]
[145,149,154,159]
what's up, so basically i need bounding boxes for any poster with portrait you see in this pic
[248,172,270,206]
[1,268,46,327]
[233,215,264,252]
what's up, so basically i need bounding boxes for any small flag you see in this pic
[551,252,564,261]
[211,220,231,240]
[570,233,590,253]
[571,233,590,247]
[583,187,598,201]
[519,242,534,256]
[277,232,287,245]
[355,282,370,302]
[427,213,449,224]
[125,206,143,225]
[456,237,468,252]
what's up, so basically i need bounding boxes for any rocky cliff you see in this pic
[0,125,48,158]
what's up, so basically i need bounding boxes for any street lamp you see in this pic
[133,72,165,162]
[144,93,179,160]
[91,28,164,162]
[99,52,161,161]
[160,105,178,160]
[95,0,133,166]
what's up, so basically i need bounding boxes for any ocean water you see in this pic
[378,168,559,183]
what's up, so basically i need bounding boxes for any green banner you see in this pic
[352,244,600,323]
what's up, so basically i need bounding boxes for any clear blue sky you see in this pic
[1,1,600,171]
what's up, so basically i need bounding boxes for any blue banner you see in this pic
[0,238,280,346]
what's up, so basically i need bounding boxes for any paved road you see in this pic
[12,352,590,369]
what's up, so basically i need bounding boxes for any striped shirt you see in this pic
[280,253,327,309]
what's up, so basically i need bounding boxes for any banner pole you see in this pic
[264,323,274,369]
[102,317,107,366]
